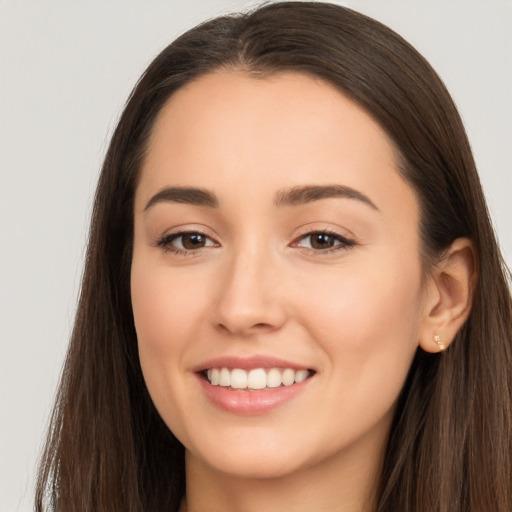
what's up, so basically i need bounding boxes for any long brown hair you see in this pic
[36,2,512,511]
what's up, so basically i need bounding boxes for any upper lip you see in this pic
[193,355,313,373]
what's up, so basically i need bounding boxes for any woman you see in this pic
[36,2,512,511]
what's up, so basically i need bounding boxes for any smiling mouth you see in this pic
[202,367,314,391]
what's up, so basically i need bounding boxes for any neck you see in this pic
[180,430,386,512]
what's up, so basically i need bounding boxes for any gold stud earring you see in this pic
[434,333,445,351]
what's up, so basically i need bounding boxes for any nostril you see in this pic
[217,321,278,337]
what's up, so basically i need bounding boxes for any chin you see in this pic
[187,435,313,480]
[206,454,305,480]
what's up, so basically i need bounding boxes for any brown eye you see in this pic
[157,231,217,253]
[181,233,207,249]
[309,233,338,249]
[295,231,355,252]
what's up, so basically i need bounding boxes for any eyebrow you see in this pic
[144,184,378,212]
[144,186,219,210]
[274,185,378,210]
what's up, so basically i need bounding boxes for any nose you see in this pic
[212,245,287,337]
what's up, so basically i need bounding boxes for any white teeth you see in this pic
[266,368,282,388]
[247,368,267,389]
[205,367,311,389]
[219,368,231,387]
[230,368,248,389]
[282,368,295,386]
[295,369,309,383]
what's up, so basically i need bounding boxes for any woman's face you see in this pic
[131,71,432,479]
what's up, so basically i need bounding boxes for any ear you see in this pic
[419,237,477,353]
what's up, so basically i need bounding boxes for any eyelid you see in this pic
[152,223,219,242]
[294,230,354,245]
[292,223,356,241]
[151,223,356,257]
[153,226,221,255]
[168,232,216,248]
[290,227,357,255]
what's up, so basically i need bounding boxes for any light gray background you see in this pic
[1,1,510,510]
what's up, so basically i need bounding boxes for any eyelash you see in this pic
[156,231,216,256]
[292,229,356,255]
[155,229,356,256]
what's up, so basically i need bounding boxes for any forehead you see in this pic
[136,70,417,222]
[148,70,396,163]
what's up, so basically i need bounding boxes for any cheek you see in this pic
[130,262,218,450]
[300,256,423,336]
[131,262,207,350]
[132,270,178,357]
[130,264,205,411]
[296,256,424,408]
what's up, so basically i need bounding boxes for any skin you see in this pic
[130,71,467,511]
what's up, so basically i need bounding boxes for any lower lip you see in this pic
[197,374,313,415]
